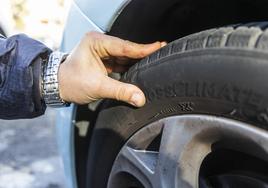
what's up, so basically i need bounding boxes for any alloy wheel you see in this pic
[107,115,268,188]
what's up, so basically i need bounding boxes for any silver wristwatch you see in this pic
[42,51,70,107]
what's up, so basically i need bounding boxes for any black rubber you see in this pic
[109,0,268,43]
[86,23,268,188]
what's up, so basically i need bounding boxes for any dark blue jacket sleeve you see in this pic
[0,34,52,119]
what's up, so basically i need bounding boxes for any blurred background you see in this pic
[0,0,71,187]
[0,0,71,48]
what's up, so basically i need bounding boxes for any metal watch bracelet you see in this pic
[42,51,70,107]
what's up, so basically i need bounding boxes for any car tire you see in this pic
[86,22,268,188]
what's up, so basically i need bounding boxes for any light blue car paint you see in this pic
[56,105,77,188]
[57,0,131,188]
[74,0,132,31]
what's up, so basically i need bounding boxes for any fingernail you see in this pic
[130,92,144,107]
[161,41,167,47]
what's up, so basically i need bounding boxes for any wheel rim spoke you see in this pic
[109,146,157,188]
[121,147,157,177]
[155,120,184,188]
[155,118,212,188]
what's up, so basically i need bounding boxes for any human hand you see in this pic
[58,32,166,107]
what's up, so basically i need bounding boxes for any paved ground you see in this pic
[0,108,66,188]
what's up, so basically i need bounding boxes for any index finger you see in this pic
[89,32,166,59]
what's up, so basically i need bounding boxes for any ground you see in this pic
[0,108,66,188]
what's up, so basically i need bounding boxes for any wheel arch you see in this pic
[108,0,268,43]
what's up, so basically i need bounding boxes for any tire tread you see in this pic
[125,22,268,79]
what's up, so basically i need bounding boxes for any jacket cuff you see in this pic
[31,55,48,117]
[0,34,52,119]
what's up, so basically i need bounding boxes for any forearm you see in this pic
[0,34,51,119]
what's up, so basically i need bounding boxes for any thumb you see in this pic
[98,76,146,107]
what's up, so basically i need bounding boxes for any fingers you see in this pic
[86,31,166,59]
[105,38,165,59]
[98,76,146,107]
[115,40,166,59]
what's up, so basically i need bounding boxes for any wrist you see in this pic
[57,60,70,102]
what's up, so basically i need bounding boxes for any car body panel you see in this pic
[56,105,77,188]
[61,1,103,52]
[57,1,131,188]
[74,0,132,31]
